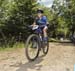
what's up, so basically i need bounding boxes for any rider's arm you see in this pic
[43,16,48,25]
[32,17,38,26]
[33,22,36,25]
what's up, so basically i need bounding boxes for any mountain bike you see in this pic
[25,25,49,61]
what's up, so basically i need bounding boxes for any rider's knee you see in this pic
[43,27,47,32]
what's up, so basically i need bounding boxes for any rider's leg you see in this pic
[43,26,48,42]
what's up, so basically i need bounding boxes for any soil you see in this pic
[0,43,75,71]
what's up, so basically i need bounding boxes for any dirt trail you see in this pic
[0,43,75,71]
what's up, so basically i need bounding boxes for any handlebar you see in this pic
[29,25,47,28]
[25,25,49,30]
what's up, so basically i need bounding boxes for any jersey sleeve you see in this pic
[43,16,48,24]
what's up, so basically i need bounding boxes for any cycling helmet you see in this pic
[37,9,44,13]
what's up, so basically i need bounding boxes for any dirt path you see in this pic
[0,43,75,71]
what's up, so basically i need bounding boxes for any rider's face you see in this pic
[37,13,43,18]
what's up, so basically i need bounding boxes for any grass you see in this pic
[49,38,71,43]
[0,42,25,51]
[0,38,71,51]
[49,38,57,42]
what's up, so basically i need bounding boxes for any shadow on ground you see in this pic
[10,55,45,71]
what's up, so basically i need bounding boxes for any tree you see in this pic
[50,0,75,38]
[0,0,37,41]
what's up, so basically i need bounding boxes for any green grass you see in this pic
[0,38,70,51]
[49,38,59,42]
[0,42,25,51]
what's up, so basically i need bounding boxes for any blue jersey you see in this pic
[35,16,47,25]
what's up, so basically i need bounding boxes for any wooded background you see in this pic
[0,0,75,46]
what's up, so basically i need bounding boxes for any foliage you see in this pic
[50,0,75,38]
[0,0,36,40]
[0,0,75,47]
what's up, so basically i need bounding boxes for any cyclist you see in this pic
[33,9,48,43]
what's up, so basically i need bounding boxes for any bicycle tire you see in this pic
[43,40,49,55]
[25,34,40,61]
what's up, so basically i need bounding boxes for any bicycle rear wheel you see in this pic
[25,34,40,61]
[42,40,49,55]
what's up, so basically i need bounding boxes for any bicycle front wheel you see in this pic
[43,40,49,55]
[25,34,40,61]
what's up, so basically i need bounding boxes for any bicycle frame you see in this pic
[25,25,49,61]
